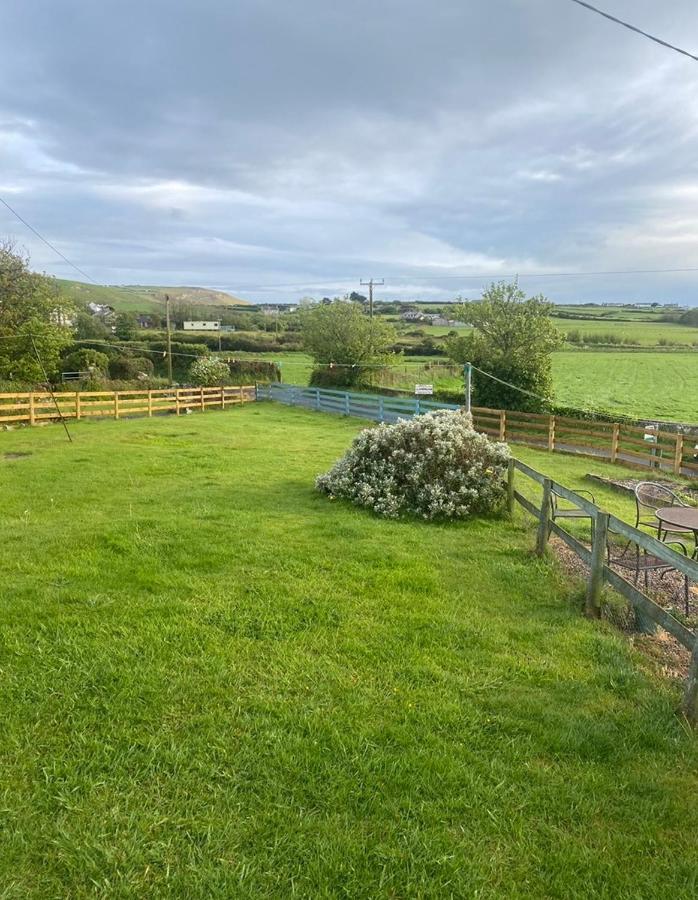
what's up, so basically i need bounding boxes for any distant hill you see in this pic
[55,279,251,312]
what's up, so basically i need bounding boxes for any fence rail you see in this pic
[258,383,698,478]
[0,386,256,427]
[508,458,698,722]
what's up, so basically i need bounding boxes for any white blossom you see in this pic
[316,409,510,520]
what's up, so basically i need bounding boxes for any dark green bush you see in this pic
[108,356,155,380]
[228,360,280,383]
[60,349,110,375]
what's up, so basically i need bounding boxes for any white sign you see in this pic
[415,384,433,396]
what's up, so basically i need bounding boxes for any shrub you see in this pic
[108,356,154,380]
[60,349,110,375]
[316,409,510,520]
[188,356,230,386]
[227,360,280,383]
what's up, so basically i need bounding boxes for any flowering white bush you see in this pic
[189,356,230,386]
[316,409,510,520]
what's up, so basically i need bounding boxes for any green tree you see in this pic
[446,281,561,411]
[0,241,74,383]
[300,300,396,387]
[74,310,110,340]
[60,349,110,376]
[114,312,137,341]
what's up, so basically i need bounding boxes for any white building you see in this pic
[182,321,221,331]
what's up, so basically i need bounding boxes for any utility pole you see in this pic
[464,362,472,413]
[360,278,384,319]
[165,293,173,386]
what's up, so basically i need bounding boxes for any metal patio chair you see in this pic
[550,487,596,540]
[634,481,693,542]
[607,527,691,615]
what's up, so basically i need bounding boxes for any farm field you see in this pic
[552,351,698,421]
[235,348,698,422]
[1,404,698,897]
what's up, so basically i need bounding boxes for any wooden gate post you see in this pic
[682,640,698,725]
[506,458,515,517]
[75,391,81,421]
[610,423,620,464]
[548,415,555,452]
[536,478,552,556]
[674,434,684,475]
[585,510,609,619]
[29,392,35,426]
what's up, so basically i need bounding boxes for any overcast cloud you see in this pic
[2,0,698,303]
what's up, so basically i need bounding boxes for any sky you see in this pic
[2,0,698,305]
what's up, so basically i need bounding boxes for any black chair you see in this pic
[607,529,691,615]
[634,481,692,542]
[550,488,596,540]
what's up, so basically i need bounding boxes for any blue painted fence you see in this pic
[255,382,461,423]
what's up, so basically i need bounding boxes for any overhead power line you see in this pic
[569,0,698,62]
[0,195,97,284]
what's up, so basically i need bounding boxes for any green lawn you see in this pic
[2,405,698,897]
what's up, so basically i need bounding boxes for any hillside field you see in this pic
[56,279,251,312]
[1,403,697,896]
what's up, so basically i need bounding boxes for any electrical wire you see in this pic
[569,0,698,62]
[0,196,97,284]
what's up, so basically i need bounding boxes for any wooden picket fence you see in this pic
[472,406,698,478]
[0,386,256,426]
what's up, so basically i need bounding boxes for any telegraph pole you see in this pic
[165,293,173,386]
[360,278,384,319]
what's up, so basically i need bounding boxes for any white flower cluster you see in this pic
[316,409,511,520]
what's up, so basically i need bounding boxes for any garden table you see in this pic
[655,507,698,553]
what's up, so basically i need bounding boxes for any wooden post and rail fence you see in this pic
[0,386,256,426]
[3,381,698,479]
[256,383,698,479]
[507,457,698,722]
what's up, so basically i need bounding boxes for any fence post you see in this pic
[548,415,555,452]
[682,640,698,725]
[674,434,684,475]
[536,478,552,556]
[200,387,205,412]
[315,388,321,411]
[147,390,153,417]
[344,392,350,415]
[585,510,609,619]
[506,458,515,516]
[610,423,620,464]
[29,392,35,426]
[75,391,81,421]
[499,409,506,441]
[114,392,120,420]
[379,396,384,422]
[415,398,421,416]
[175,390,181,416]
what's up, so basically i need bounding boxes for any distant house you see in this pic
[401,311,424,321]
[182,321,221,331]
[87,302,115,320]
[136,315,154,328]
[220,324,236,332]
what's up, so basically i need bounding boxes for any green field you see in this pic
[553,351,698,421]
[236,349,697,423]
[1,405,698,896]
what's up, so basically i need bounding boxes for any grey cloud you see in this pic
[2,0,698,302]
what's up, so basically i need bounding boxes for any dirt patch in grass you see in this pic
[3,451,32,460]
[550,534,694,679]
